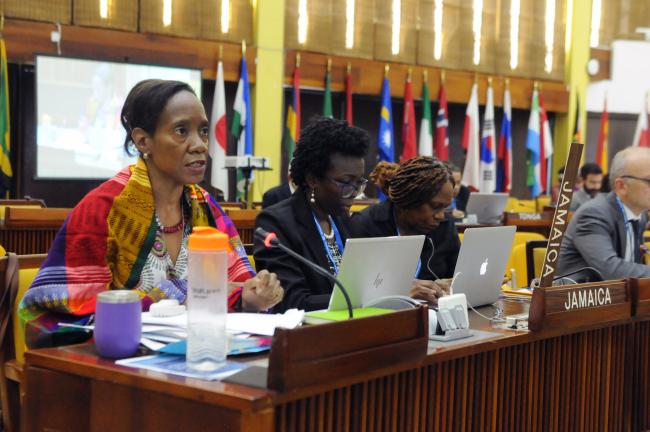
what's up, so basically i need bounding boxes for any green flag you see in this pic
[0,38,12,196]
[323,70,332,118]
[417,81,433,156]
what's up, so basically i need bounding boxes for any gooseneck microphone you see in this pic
[255,227,354,319]
[552,266,605,283]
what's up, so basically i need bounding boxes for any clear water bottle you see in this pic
[187,226,229,371]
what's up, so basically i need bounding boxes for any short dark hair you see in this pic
[370,156,454,209]
[120,79,197,156]
[290,117,370,188]
[580,163,603,178]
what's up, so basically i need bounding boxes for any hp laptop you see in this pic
[328,236,426,311]
[450,226,516,307]
[465,193,510,224]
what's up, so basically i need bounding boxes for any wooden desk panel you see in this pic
[23,303,650,432]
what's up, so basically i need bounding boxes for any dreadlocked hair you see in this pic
[370,156,454,209]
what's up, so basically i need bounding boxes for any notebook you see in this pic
[327,235,426,311]
[465,193,510,224]
[450,226,516,307]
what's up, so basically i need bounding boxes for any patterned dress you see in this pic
[18,158,254,348]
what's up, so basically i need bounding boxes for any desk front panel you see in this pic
[275,324,633,432]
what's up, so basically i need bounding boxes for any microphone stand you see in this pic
[272,242,354,319]
[255,228,354,319]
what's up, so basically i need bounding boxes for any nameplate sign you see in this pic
[539,142,583,288]
[529,280,630,332]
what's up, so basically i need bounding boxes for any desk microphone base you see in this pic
[429,328,473,341]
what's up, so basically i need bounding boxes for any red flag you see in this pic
[461,83,480,190]
[345,67,353,125]
[434,84,449,160]
[400,78,417,160]
[633,94,650,148]
[596,97,609,173]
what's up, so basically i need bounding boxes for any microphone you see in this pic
[552,266,604,284]
[254,227,354,319]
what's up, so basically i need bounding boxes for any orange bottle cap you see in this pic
[188,226,229,251]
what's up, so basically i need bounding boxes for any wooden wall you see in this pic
[285,0,568,82]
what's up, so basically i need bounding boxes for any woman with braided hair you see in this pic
[350,156,460,304]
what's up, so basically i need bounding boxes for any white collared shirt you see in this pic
[620,201,642,262]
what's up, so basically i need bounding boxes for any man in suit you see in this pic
[447,163,470,218]
[558,147,650,282]
[569,163,603,212]
[261,181,295,208]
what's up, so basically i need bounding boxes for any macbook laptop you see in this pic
[450,226,516,307]
[465,193,509,224]
[328,236,426,311]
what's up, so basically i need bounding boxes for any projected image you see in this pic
[36,56,202,179]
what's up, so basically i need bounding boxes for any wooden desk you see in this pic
[23,301,650,431]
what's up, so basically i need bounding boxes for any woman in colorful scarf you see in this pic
[19,79,283,348]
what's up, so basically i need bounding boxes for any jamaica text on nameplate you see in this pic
[544,280,628,315]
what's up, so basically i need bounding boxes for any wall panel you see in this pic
[2,0,71,23]
[74,0,138,32]
[140,0,202,38]
[200,0,253,43]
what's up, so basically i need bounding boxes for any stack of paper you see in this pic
[141,309,304,344]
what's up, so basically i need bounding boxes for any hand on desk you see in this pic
[240,270,284,312]
[409,278,452,305]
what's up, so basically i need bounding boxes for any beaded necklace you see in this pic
[155,210,184,234]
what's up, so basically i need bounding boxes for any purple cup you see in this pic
[94,291,142,358]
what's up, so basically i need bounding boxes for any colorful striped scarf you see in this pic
[18,158,254,348]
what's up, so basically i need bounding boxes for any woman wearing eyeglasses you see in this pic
[350,156,459,304]
[254,117,369,312]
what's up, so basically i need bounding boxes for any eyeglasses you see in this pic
[327,177,368,199]
[621,175,650,187]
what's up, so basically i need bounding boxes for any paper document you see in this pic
[116,355,248,380]
[141,309,304,337]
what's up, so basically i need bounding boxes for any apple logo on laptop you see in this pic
[479,258,488,275]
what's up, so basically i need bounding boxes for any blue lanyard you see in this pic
[393,209,422,278]
[615,196,635,236]
[311,212,344,274]
[615,196,639,259]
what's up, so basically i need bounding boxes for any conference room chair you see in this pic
[526,240,549,286]
[505,198,537,213]
[535,195,552,212]
[348,198,379,214]
[0,253,47,432]
[504,232,547,287]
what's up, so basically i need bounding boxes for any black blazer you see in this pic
[455,185,470,212]
[261,183,293,208]
[349,201,461,280]
[254,190,352,312]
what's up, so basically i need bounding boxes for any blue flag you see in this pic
[378,78,394,163]
[525,89,542,197]
[231,56,253,201]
